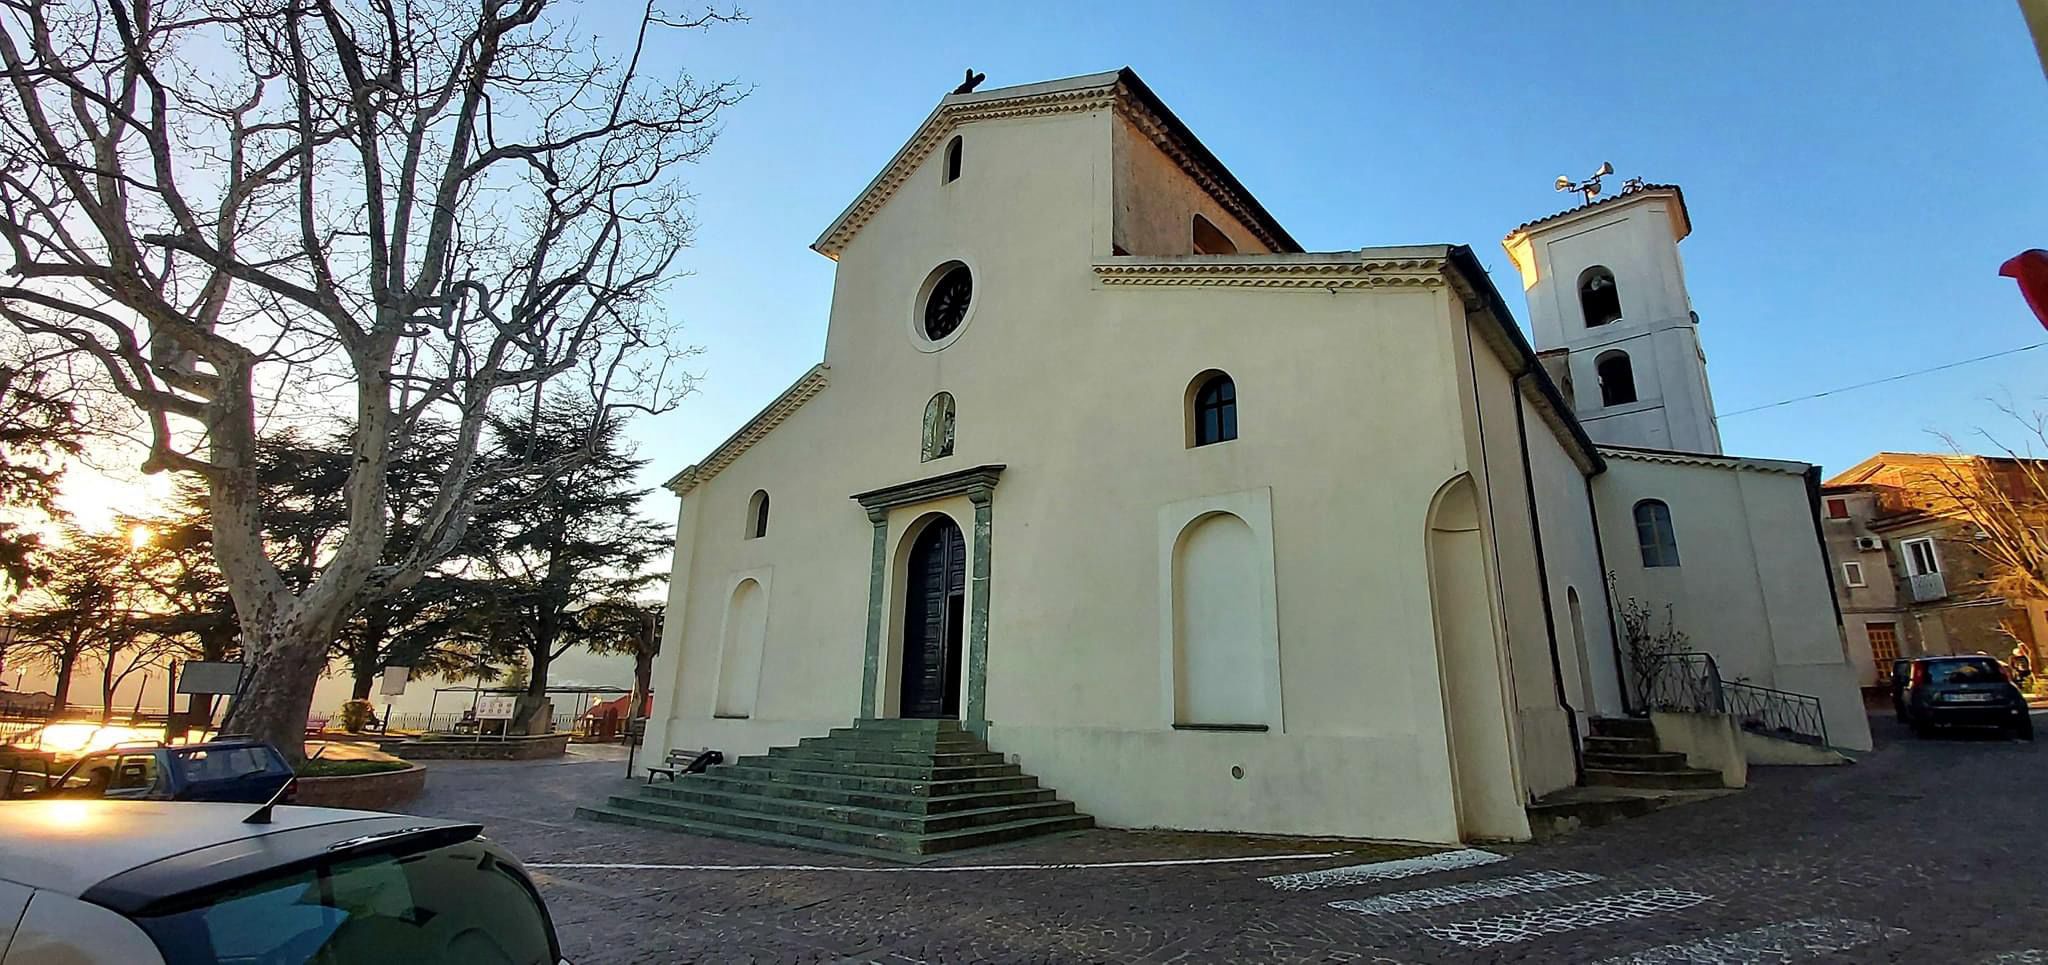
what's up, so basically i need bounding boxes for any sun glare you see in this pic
[128,523,153,550]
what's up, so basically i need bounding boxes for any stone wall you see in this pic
[294,763,427,811]
[394,733,571,760]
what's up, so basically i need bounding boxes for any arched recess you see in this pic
[1426,474,1526,841]
[1579,266,1621,327]
[745,490,770,539]
[714,577,769,718]
[1595,350,1636,407]
[1171,512,1266,726]
[1192,214,1238,255]
[1565,586,1598,722]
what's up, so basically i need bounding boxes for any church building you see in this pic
[635,69,1869,849]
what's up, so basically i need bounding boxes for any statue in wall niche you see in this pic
[922,392,956,462]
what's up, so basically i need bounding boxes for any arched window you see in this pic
[1633,499,1680,567]
[921,392,956,462]
[746,490,770,539]
[1596,350,1637,407]
[1189,372,1237,447]
[943,136,963,183]
[1579,266,1622,327]
[1192,214,1237,255]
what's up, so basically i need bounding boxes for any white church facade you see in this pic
[642,69,1869,847]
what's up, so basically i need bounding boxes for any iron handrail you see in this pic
[1643,652,1829,747]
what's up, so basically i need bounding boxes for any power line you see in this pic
[1716,342,2048,420]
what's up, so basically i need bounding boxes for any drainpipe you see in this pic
[1512,371,1585,783]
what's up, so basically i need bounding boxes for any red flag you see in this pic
[2001,249,2048,332]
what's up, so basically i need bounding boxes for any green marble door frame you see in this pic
[852,464,1005,737]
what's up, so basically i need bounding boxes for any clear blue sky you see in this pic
[614,1,2048,506]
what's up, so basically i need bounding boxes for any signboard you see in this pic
[475,695,518,720]
[380,666,411,697]
[176,661,244,696]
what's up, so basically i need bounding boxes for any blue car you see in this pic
[50,739,296,804]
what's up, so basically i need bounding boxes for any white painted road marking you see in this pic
[1588,917,1907,963]
[528,850,1351,873]
[1328,870,1603,916]
[1260,848,1509,892]
[1422,888,1712,948]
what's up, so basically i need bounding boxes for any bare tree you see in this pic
[0,0,735,758]
[1921,420,2048,609]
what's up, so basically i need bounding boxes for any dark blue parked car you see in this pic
[50,739,296,803]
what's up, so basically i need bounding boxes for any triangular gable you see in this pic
[811,68,1300,260]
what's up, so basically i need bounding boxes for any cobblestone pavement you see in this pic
[404,717,2048,963]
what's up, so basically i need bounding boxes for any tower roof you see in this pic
[1503,182,1692,243]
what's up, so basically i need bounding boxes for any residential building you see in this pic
[1823,453,2048,688]
[638,69,1869,849]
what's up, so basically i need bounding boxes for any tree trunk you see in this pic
[350,671,375,701]
[100,655,116,722]
[222,623,335,765]
[632,648,655,717]
[50,647,76,710]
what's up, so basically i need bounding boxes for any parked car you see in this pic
[0,799,566,963]
[40,739,295,803]
[1898,655,2034,740]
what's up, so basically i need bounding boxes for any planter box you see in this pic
[294,763,427,811]
[393,733,572,760]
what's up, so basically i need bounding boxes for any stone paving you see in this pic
[403,716,2048,963]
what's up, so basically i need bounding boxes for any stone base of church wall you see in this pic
[985,723,1467,844]
[1515,706,1578,800]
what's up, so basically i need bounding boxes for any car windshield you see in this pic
[1926,658,2008,685]
[171,745,285,784]
[133,838,556,965]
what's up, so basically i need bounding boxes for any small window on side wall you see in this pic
[1843,561,1866,587]
[1633,499,1679,567]
[1825,497,1849,519]
[1596,350,1637,407]
[1579,266,1621,327]
[745,490,769,539]
[1188,372,1237,447]
[943,136,963,183]
[1192,214,1237,255]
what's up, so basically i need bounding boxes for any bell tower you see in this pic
[1503,174,1720,455]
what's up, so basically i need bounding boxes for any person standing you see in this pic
[2012,644,2035,689]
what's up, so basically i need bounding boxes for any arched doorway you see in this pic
[901,516,966,718]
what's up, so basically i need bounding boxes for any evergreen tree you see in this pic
[465,399,668,708]
[0,362,83,596]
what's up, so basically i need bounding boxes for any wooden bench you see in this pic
[645,746,723,784]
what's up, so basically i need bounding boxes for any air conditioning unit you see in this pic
[1854,536,1883,552]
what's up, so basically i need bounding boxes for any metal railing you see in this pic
[1722,680,1828,748]
[1642,652,1829,748]
[1642,653,1724,715]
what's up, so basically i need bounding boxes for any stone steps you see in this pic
[657,774,1055,814]
[766,745,1008,768]
[1583,734,1658,755]
[1582,766,1725,790]
[604,786,1080,835]
[1588,716,1657,740]
[578,717,1092,859]
[577,802,1092,860]
[1582,750,1690,772]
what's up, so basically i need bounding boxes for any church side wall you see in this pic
[1592,459,1873,751]
[1465,330,1578,803]
[1524,409,1626,719]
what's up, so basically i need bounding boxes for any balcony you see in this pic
[1908,571,1948,603]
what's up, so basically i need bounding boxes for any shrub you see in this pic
[338,699,378,733]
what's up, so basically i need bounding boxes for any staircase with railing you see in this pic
[1642,652,1830,748]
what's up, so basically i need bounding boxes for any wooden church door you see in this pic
[900,518,966,719]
